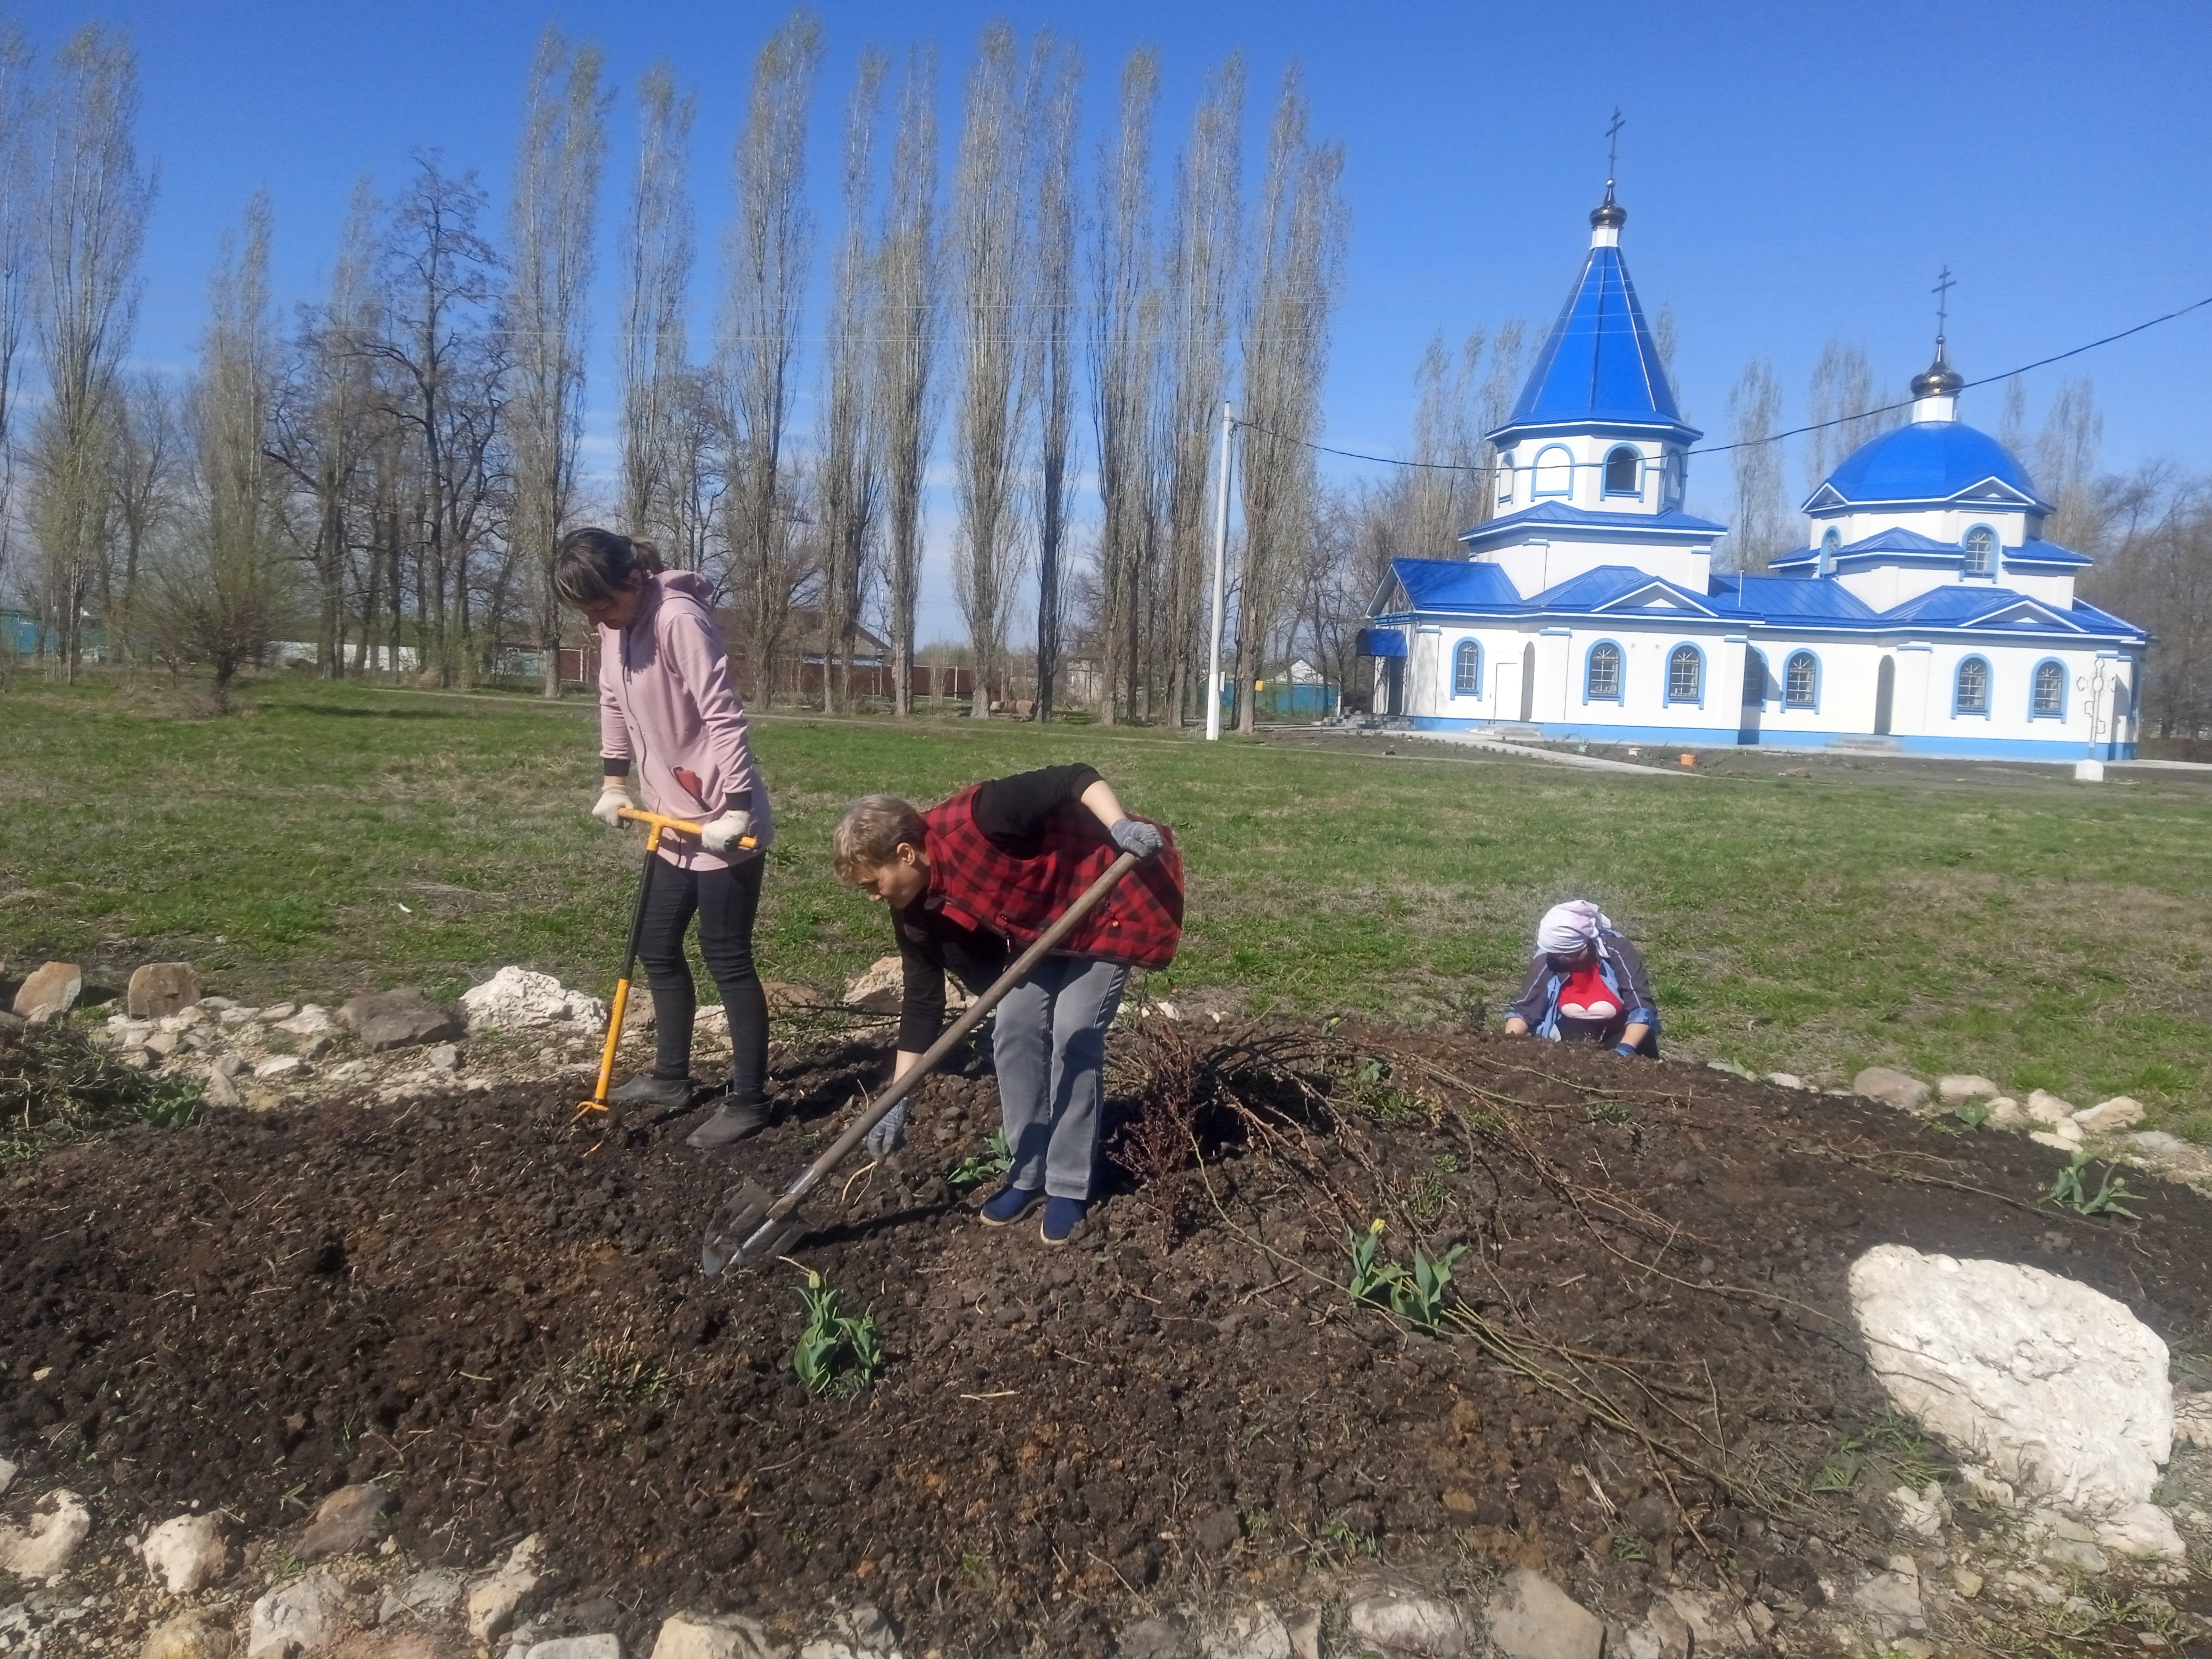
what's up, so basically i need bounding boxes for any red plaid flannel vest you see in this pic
[921,784,1184,969]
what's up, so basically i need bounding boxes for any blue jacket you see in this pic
[1505,928,1661,1054]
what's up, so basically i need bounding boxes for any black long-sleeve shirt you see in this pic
[893,764,1102,1051]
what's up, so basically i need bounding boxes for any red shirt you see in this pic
[1557,963,1621,1021]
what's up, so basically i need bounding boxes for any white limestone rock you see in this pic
[247,1569,348,1659]
[254,1055,305,1080]
[2030,1126,2084,1152]
[841,956,904,1013]
[0,1488,92,1578]
[2074,1096,2146,1134]
[378,1568,464,1625]
[648,1612,790,1659]
[2026,1088,2077,1126]
[1482,1571,1595,1659]
[141,1512,236,1595]
[1351,1586,1471,1657]
[1850,1571,1925,1640]
[1199,1605,1291,1659]
[461,967,606,1035]
[272,1007,331,1038]
[467,1535,548,1643]
[1848,1244,2182,1559]
[143,1610,234,1659]
[1985,1096,2027,1130]
[1854,1067,1931,1114]
[0,1456,14,1496]
[1938,1074,2000,1104]
[526,1639,621,1659]
[2175,1393,2212,1450]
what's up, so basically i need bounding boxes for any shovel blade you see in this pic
[700,1181,807,1277]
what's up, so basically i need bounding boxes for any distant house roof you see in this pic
[1813,420,2050,510]
[1496,240,1695,440]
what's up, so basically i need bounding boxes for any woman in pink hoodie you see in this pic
[556,527,775,1149]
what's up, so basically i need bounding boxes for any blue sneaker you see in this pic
[1040,1195,1089,1246]
[978,1184,1044,1227]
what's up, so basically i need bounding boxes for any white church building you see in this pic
[1361,187,2146,759]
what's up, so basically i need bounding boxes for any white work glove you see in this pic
[865,1099,909,1159]
[700,809,754,854]
[1110,818,1164,859]
[593,782,632,828]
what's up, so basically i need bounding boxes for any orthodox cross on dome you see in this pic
[1604,107,1625,200]
[1932,265,1956,350]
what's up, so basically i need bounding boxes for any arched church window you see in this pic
[1962,524,1999,577]
[1819,526,1841,576]
[1666,643,1704,705]
[1495,455,1514,505]
[2032,659,2065,717]
[1603,446,1640,497]
[1532,445,1572,497]
[1954,656,1991,716]
[1452,639,1481,697]
[1784,651,1818,708]
[1662,452,1685,507]
[1584,641,1622,701]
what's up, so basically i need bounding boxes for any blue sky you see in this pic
[22,0,2212,640]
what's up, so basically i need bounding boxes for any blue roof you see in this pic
[1464,500,1728,543]
[1878,586,2080,629]
[1708,574,1879,621]
[1385,558,1522,611]
[1498,244,1694,437]
[1821,420,2047,507]
[1526,565,1714,613]
[2004,539,2093,567]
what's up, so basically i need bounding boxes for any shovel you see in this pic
[575,806,756,1124]
[701,847,1142,1276]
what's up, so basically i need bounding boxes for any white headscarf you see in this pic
[1536,899,1612,958]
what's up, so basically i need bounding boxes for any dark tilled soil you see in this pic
[4,1025,2209,1656]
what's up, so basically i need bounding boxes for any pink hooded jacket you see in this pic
[598,571,774,873]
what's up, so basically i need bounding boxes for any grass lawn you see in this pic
[3,673,2208,1138]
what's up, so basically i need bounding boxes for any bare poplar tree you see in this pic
[951,22,1030,718]
[876,46,939,716]
[1030,36,1080,721]
[108,370,180,664]
[508,26,609,697]
[1473,317,1526,522]
[1088,47,1158,726]
[152,194,284,706]
[1159,54,1243,723]
[619,61,696,550]
[817,49,886,714]
[2035,378,2105,553]
[0,21,37,596]
[721,9,823,705]
[1723,358,1787,572]
[1234,67,1344,733]
[1406,329,1487,555]
[28,24,153,680]
[1997,372,2029,456]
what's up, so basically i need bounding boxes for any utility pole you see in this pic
[1204,399,1234,741]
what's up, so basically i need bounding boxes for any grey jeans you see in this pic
[991,954,1128,1200]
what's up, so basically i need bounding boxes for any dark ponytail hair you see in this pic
[554,527,666,609]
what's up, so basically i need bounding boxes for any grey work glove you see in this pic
[1110,818,1164,860]
[593,782,632,828]
[865,1099,909,1159]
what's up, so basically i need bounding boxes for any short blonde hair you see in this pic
[833,794,928,883]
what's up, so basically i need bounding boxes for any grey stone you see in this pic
[0,1488,92,1577]
[1938,1074,1999,1105]
[257,1004,297,1023]
[526,1639,621,1659]
[2042,1535,2109,1572]
[298,1483,394,1561]
[141,1512,236,1595]
[254,1055,305,1080]
[203,1068,241,1109]
[2130,1130,2189,1157]
[2026,1088,2077,1125]
[1986,1096,2027,1129]
[247,1569,348,1659]
[1195,1506,1244,1556]
[12,961,82,1021]
[0,1009,24,1036]
[143,1610,234,1659]
[467,1535,547,1643]
[1283,1612,1319,1659]
[648,1613,790,1659]
[823,1605,896,1655]
[378,1568,464,1625]
[0,1456,15,1495]
[127,965,202,1021]
[338,990,465,1053]
[273,1007,332,1038]
[1482,1570,1596,1659]
[145,1030,182,1058]
[1200,1605,1289,1659]
[2074,1096,2146,1134]
[1616,1602,1691,1659]
[1854,1067,1931,1114]
[1850,1571,1925,1639]
[425,1043,459,1073]
[1115,1616,1187,1659]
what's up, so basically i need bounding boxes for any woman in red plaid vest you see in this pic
[833,765,1183,1245]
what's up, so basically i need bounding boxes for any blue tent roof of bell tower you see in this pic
[1493,244,1696,441]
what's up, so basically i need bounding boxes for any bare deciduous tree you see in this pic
[951,22,1030,718]
[0,21,37,599]
[1029,35,1079,722]
[1803,340,1901,491]
[876,46,939,716]
[28,23,153,680]
[1235,66,1344,733]
[1405,329,1487,556]
[1722,358,1787,572]
[509,26,609,697]
[2035,378,2104,554]
[619,61,696,552]
[818,49,885,714]
[1088,47,1157,728]
[1159,54,1242,723]
[721,8,823,705]
[108,368,180,664]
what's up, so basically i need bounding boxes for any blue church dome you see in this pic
[1822,420,2040,505]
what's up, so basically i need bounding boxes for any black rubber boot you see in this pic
[610,1073,695,1111]
[686,1097,768,1149]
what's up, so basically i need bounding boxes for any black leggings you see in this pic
[635,854,769,1104]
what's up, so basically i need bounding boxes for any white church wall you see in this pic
[1997,566,2082,607]
[1813,505,2034,550]
[1474,536,1713,598]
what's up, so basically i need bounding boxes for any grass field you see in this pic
[3,673,2208,1137]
